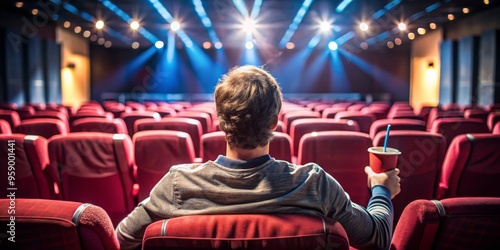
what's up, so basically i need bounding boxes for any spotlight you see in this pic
[387,41,394,49]
[360,42,368,50]
[286,42,295,49]
[447,14,454,21]
[395,38,402,45]
[83,30,91,38]
[96,20,104,29]
[359,22,369,31]
[74,26,81,34]
[63,21,71,28]
[15,2,23,8]
[171,21,180,31]
[90,35,97,42]
[32,9,38,15]
[320,22,331,32]
[484,0,489,5]
[430,23,437,29]
[408,32,415,40]
[463,8,469,14]
[132,42,140,49]
[98,38,105,45]
[202,41,212,49]
[130,21,140,30]
[328,41,338,51]
[155,41,164,49]
[398,22,406,31]
[214,42,223,49]
[104,41,112,48]
[243,19,255,33]
[245,41,254,50]
[417,28,426,35]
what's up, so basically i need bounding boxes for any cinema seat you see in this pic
[335,111,375,134]
[430,118,490,149]
[270,132,293,162]
[437,133,500,199]
[487,112,500,131]
[72,117,128,134]
[200,131,226,162]
[297,131,371,206]
[283,110,321,134]
[0,134,57,199]
[121,111,161,138]
[0,120,11,134]
[391,198,500,250]
[369,119,426,140]
[0,199,119,250]
[16,118,68,139]
[142,214,349,250]
[176,111,212,134]
[134,130,196,201]
[48,132,137,225]
[0,110,21,130]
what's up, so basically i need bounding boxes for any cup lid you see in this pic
[368,146,401,155]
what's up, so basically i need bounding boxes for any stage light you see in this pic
[286,42,295,49]
[320,21,331,32]
[408,32,415,40]
[243,19,255,33]
[395,38,402,45]
[447,14,454,21]
[90,35,97,42]
[359,22,369,31]
[214,41,223,49]
[462,8,469,14]
[130,21,140,30]
[83,30,91,38]
[203,41,212,49]
[132,42,140,49]
[15,2,23,8]
[387,41,394,49]
[398,22,406,31]
[155,41,164,49]
[32,9,38,15]
[63,21,71,28]
[104,41,112,48]
[360,42,368,50]
[74,26,81,33]
[171,21,180,31]
[328,41,338,51]
[430,23,437,29]
[484,0,489,5]
[98,38,105,45]
[417,28,426,35]
[245,41,254,50]
[96,20,104,29]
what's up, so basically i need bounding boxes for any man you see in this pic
[116,65,400,249]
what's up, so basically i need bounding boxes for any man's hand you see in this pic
[365,167,401,199]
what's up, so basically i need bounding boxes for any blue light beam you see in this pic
[336,0,353,13]
[279,0,314,48]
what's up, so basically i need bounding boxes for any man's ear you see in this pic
[271,115,279,131]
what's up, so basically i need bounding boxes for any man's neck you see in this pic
[225,143,269,161]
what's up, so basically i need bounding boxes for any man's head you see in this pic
[215,65,282,149]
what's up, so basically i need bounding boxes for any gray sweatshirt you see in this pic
[116,155,393,249]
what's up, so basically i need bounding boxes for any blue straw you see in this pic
[383,124,391,152]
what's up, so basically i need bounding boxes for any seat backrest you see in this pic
[176,111,212,134]
[335,111,375,134]
[437,133,500,199]
[391,197,500,250]
[121,111,161,138]
[72,117,128,134]
[369,119,426,140]
[269,132,293,162]
[200,131,226,162]
[0,134,57,199]
[430,118,490,149]
[283,111,321,134]
[0,110,21,129]
[0,199,119,250]
[464,109,488,123]
[48,132,136,225]
[142,214,349,250]
[290,118,360,157]
[373,131,446,226]
[297,131,371,206]
[17,106,35,120]
[0,120,11,134]
[17,118,68,139]
[426,109,464,130]
[494,122,500,134]
[321,107,347,119]
[27,110,69,127]
[134,130,195,201]
[487,112,500,131]
[136,117,203,158]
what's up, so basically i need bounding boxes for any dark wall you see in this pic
[90,42,410,102]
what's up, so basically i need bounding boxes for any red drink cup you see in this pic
[368,146,401,173]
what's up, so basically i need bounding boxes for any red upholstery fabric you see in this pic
[369,119,426,140]
[430,118,490,149]
[0,110,21,130]
[387,105,413,119]
[48,132,136,225]
[0,134,57,199]
[0,103,17,110]
[0,120,11,134]
[134,130,196,200]
[426,109,463,130]
[0,199,119,250]
[487,112,500,131]
[390,111,424,121]
[107,106,132,119]
[437,133,500,199]
[418,106,435,124]
[464,109,488,123]
[17,106,35,120]
[121,111,161,137]
[297,131,371,206]
[201,131,226,162]
[290,118,360,156]
[279,106,307,121]
[373,131,446,226]
[269,132,293,162]
[494,122,500,134]
[275,120,285,133]
[143,214,349,250]
[136,117,203,158]
[391,197,500,250]
[27,110,69,127]
[17,118,68,139]
[69,112,113,125]
[72,118,128,134]
[335,111,375,134]
[282,111,321,134]
[187,105,217,122]
[177,111,213,134]
[321,107,347,119]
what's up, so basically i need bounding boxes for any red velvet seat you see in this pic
[494,122,500,134]
[426,108,463,130]
[487,112,500,131]
[69,112,113,126]
[391,197,500,250]
[0,120,11,134]
[201,131,226,162]
[0,103,17,110]
[136,117,203,158]
[0,199,119,250]
[373,131,446,226]
[142,214,349,250]
[321,107,347,119]
[297,131,371,206]
[335,111,375,134]
[27,110,69,126]
[72,117,128,134]
[0,110,21,130]
[290,118,360,157]
[177,110,213,134]
[134,130,196,201]
[48,132,137,225]
[430,118,490,149]
[270,132,293,162]
[17,106,35,120]
[437,133,500,199]
[121,111,161,138]
[464,109,489,123]
[0,134,58,199]
[282,110,320,134]
[16,118,68,139]
[369,119,426,140]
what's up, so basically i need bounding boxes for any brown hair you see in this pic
[215,65,282,149]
